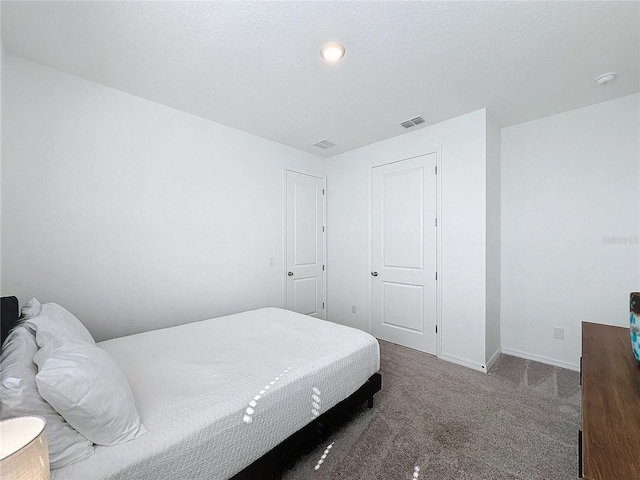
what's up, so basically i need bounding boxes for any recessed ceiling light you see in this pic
[595,72,617,86]
[320,42,345,62]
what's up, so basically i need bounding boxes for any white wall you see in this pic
[1,7,4,298]
[501,94,640,370]
[485,112,501,367]
[326,109,489,370]
[1,56,324,341]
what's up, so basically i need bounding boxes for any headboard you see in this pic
[1,296,20,347]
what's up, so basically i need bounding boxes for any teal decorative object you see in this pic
[631,293,640,363]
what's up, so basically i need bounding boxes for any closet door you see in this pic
[371,154,437,354]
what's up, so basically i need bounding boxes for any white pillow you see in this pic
[33,338,147,446]
[20,297,43,319]
[26,302,95,346]
[0,325,94,468]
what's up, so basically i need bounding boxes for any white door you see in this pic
[286,170,325,319]
[371,154,437,354]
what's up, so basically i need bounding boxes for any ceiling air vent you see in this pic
[313,139,336,149]
[400,116,426,128]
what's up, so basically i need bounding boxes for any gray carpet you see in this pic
[489,353,580,402]
[282,340,580,480]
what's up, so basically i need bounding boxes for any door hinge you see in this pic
[436,325,438,333]
[323,265,325,271]
[323,226,325,232]
[323,302,325,309]
[435,217,437,227]
[435,166,437,175]
[323,188,325,195]
[435,272,438,280]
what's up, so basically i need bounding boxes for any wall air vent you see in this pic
[313,139,336,149]
[400,116,426,128]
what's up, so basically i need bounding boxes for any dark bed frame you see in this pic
[231,371,381,479]
[1,296,19,347]
[0,296,382,479]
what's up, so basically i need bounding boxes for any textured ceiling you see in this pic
[2,1,639,157]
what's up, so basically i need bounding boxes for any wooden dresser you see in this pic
[581,322,640,479]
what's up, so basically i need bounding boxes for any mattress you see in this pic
[52,307,380,480]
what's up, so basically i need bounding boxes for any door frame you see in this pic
[367,147,443,358]
[283,166,327,319]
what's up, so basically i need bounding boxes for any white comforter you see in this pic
[52,308,380,480]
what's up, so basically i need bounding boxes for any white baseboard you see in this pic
[439,353,486,373]
[485,347,501,371]
[500,347,579,372]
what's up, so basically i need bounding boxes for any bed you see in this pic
[0,296,381,479]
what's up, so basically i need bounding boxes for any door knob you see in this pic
[288,271,294,276]
[371,271,378,276]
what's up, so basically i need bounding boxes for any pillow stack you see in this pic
[0,298,147,469]
[0,315,94,468]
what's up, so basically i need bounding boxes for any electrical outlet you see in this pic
[553,327,564,340]
[351,305,356,314]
